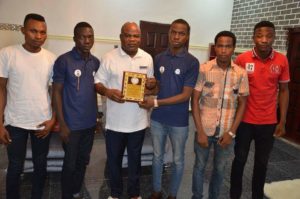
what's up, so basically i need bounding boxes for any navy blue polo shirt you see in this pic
[53,47,100,131]
[151,48,199,127]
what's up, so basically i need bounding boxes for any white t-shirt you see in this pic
[94,47,153,133]
[0,45,56,129]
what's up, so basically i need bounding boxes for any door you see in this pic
[140,21,170,58]
[285,28,300,144]
[140,20,189,59]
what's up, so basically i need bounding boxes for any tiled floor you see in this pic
[1,115,300,199]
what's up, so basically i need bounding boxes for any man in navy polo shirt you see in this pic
[139,19,199,199]
[52,22,100,199]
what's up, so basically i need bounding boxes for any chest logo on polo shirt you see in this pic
[74,69,81,77]
[159,66,165,74]
[175,68,180,75]
[140,66,147,69]
[245,63,255,74]
[270,64,281,74]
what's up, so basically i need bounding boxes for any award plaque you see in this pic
[122,71,146,102]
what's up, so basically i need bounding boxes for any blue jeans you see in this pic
[105,129,145,198]
[151,120,188,197]
[61,126,95,199]
[230,122,276,199]
[6,125,51,199]
[192,135,233,199]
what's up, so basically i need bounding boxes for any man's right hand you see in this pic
[105,89,125,103]
[197,132,209,148]
[59,124,71,144]
[0,126,11,145]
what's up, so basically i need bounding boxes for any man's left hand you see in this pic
[34,118,56,139]
[273,123,286,137]
[145,78,157,95]
[138,98,154,109]
[218,132,233,148]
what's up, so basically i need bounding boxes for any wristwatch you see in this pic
[153,99,159,108]
[228,131,236,138]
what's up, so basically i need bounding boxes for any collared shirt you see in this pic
[235,48,290,124]
[94,47,153,133]
[195,59,249,136]
[151,48,199,127]
[52,47,100,131]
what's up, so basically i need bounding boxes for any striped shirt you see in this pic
[194,58,249,136]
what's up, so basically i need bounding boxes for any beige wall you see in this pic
[0,0,234,62]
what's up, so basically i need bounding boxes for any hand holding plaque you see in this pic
[122,71,146,102]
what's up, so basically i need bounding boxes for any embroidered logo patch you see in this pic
[245,63,255,73]
[175,68,180,75]
[139,66,147,69]
[270,64,281,74]
[159,66,165,74]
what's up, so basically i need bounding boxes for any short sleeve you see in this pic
[234,54,244,69]
[52,56,66,84]
[0,48,10,78]
[147,55,154,78]
[238,69,249,96]
[194,65,205,92]
[184,58,200,87]
[279,56,290,83]
[153,55,161,81]
[94,56,110,86]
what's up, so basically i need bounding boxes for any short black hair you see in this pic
[23,13,45,26]
[171,18,190,34]
[214,30,236,47]
[74,22,93,36]
[253,21,275,33]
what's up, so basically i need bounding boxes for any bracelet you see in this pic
[153,99,159,108]
[228,131,236,138]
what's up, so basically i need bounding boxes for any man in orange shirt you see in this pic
[230,21,290,199]
[192,31,248,199]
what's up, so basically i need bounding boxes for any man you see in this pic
[0,13,56,199]
[94,22,153,199]
[191,31,249,199]
[139,19,199,199]
[230,21,290,199]
[52,22,100,199]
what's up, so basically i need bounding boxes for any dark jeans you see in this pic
[61,126,95,199]
[230,122,276,199]
[6,125,51,199]
[105,129,145,198]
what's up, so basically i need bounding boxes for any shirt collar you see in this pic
[208,58,236,71]
[71,47,92,61]
[119,47,142,58]
[251,47,274,60]
[165,47,188,58]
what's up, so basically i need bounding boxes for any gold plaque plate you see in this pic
[122,71,146,102]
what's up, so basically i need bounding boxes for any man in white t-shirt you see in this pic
[0,13,56,199]
[94,22,154,199]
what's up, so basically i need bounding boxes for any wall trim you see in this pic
[48,34,209,50]
[0,23,22,31]
[0,23,209,51]
[48,34,120,44]
[0,23,287,54]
